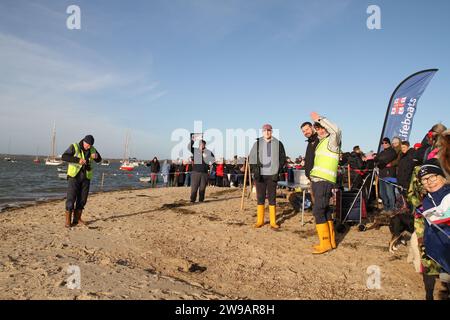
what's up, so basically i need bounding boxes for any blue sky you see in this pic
[0,0,449,159]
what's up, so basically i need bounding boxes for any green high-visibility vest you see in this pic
[310,136,339,184]
[67,143,96,180]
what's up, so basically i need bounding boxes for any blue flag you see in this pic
[378,69,438,152]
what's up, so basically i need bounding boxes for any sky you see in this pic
[0,0,449,160]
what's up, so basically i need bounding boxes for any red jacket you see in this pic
[216,164,224,177]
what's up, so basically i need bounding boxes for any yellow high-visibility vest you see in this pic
[67,143,96,180]
[310,136,339,183]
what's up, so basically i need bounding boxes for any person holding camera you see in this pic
[375,137,398,212]
[62,135,102,228]
[189,134,215,203]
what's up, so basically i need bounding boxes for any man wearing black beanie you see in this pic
[62,135,102,228]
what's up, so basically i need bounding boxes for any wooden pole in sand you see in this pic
[240,158,248,211]
[247,159,253,199]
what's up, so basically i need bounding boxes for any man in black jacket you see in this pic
[397,141,415,194]
[189,134,215,203]
[301,122,319,180]
[62,135,102,227]
[249,124,287,229]
[375,137,397,211]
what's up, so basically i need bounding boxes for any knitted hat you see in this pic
[418,159,445,180]
[83,135,94,145]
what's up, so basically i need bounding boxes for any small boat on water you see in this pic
[45,158,63,166]
[4,156,17,163]
[101,160,110,166]
[120,161,134,171]
[58,173,67,180]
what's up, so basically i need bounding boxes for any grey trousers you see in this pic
[190,171,208,202]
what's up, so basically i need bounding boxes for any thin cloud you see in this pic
[66,74,123,92]
[149,90,168,102]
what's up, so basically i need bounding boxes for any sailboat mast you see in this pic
[123,132,127,162]
[7,136,11,156]
[51,123,56,159]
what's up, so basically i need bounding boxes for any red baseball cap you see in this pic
[262,124,273,131]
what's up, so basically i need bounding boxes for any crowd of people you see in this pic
[144,156,248,189]
[63,117,449,300]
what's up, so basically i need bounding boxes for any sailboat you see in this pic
[45,123,63,166]
[119,131,134,171]
[33,147,40,164]
[4,137,12,161]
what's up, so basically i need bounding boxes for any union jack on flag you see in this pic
[391,97,407,115]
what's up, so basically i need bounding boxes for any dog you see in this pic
[388,212,415,253]
[365,210,393,230]
[365,210,415,253]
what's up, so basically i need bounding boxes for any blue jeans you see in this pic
[184,172,191,187]
[379,180,395,211]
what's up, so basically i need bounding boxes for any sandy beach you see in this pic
[0,186,432,300]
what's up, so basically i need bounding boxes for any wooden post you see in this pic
[347,164,352,190]
[240,158,248,211]
[375,174,380,209]
[247,158,253,199]
[301,189,305,226]
[101,172,105,189]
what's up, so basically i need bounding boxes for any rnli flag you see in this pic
[378,69,438,152]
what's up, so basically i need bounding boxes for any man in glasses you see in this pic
[375,137,398,212]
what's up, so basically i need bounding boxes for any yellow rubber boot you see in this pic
[312,223,332,254]
[254,205,265,228]
[328,220,336,249]
[269,205,279,229]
